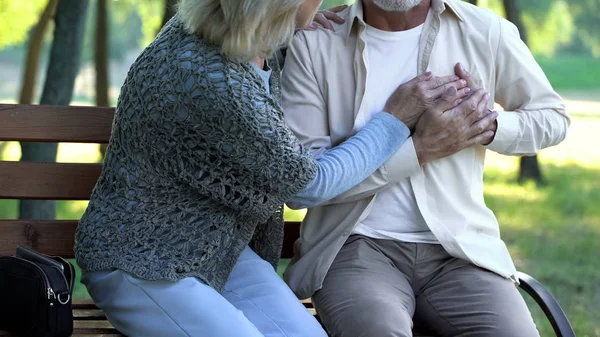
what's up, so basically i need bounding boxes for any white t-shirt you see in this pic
[351,22,438,244]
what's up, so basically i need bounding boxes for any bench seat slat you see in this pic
[73,299,100,308]
[0,104,114,143]
[74,309,107,319]
[73,321,119,334]
[72,335,124,337]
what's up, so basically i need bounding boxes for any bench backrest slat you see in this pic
[0,220,78,257]
[0,104,114,143]
[0,220,301,259]
[0,162,102,200]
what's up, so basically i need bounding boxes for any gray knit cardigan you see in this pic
[75,17,318,291]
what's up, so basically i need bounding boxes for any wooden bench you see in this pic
[0,103,575,337]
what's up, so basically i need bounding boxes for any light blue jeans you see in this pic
[81,247,327,337]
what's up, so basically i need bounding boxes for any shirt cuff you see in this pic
[382,137,421,183]
[487,111,520,153]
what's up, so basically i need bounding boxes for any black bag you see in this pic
[0,246,75,337]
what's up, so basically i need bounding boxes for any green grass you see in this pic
[485,164,600,337]
[536,55,600,90]
[1,111,599,336]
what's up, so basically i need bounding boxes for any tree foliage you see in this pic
[322,0,354,9]
[104,0,163,47]
[0,0,47,48]
[522,1,574,57]
[568,0,600,56]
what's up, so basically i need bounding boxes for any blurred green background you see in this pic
[0,0,599,336]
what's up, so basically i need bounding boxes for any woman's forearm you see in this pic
[287,112,410,209]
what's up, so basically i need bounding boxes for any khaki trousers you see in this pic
[313,235,540,337]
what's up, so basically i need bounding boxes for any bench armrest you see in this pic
[516,271,575,337]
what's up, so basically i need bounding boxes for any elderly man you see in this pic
[281,0,569,336]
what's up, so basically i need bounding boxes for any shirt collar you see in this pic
[346,0,463,41]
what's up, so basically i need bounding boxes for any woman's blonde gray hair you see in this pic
[178,0,304,61]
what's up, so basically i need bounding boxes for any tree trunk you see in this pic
[519,156,544,184]
[161,0,178,29]
[19,0,90,220]
[502,0,542,183]
[18,0,60,105]
[96,0,110,157]
[95,0,109,107]
[502,0,528,45]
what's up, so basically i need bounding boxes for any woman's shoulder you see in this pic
[132,16,247,84]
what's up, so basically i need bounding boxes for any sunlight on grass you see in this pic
[484,181,544,201]
[284,207,307,222]
[0,141,21,161]
[57,143,102,163]
[0,141,103,163]
[57,200,89,220]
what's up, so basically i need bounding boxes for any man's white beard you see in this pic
[371,0,423,12]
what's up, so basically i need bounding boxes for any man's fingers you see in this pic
[484,114,497,131]
[468,109,498,139]
[422,75,460,89]
[454,89,486,120]
[320,9,346,24]
[457,87,471,97]
[328,5,349,13]
[428,80,468,100]
[434,87,461,112]
[468,131,496,147]
[465,91,490,125]
[455,62,479,90]
[455,62,469,79]
[409,71,433,83]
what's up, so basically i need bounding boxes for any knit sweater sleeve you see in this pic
[287,112,409,209]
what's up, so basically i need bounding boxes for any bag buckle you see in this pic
[57,293,71,305]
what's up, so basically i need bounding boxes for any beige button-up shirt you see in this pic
[281,0,569,299]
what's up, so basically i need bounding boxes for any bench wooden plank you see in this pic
[0,220,301,259]
[72,298,313,309]
[0,220,78,257]
[0,330,123,337]
[0,162,102,200]
[72,335,123,337]
[0,330,124,337]
[73,299,99,308]
[73,321,118,334]
[74,309,107,319]
[0,104,114,143]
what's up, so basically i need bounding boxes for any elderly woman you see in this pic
[74,0,486,336]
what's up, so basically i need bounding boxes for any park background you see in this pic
[0,0,598,335]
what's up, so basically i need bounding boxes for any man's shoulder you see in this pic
[448,0,522,44]
[292,6,353,50]
[447,0,497,19]
[446,0,502,31]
